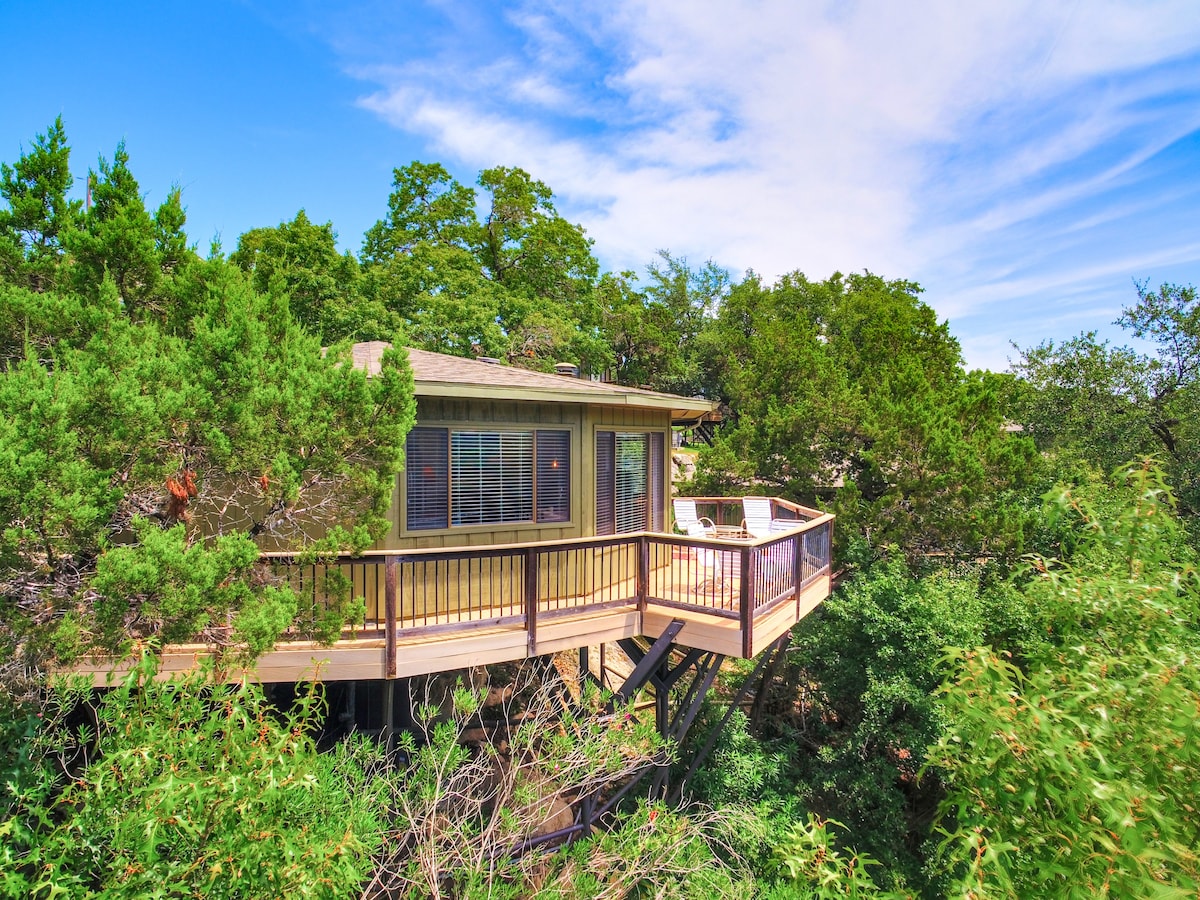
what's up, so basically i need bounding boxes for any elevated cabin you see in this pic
[82,345,834,684]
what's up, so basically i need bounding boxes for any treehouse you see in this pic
[82,343,834,686]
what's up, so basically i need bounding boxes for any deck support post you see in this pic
[382,679,395,751]
[649,650,724,798]
[655,655,670,737]
[578,646,590,696]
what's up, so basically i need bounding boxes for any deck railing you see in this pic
[262,498,833,669]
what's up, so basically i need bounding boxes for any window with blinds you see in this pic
[595,431,616,535]
[648,431,665,532]
[452,431,533,526]
[615,433,648,533]
[535,430,570,523]
[595,430,666,535]
[405,428,570,530]
[406,428,449,530]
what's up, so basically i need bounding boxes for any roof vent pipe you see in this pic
[554,362,581,378]
[475,356,502,365]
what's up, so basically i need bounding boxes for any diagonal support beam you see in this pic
[651,651,726,797]
[615,637,647,669]
[610,620,685,707]
[669,631,791,804]
[669,653,724,743]
[661,648,707,691]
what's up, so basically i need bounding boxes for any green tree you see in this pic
[697,271,1035,558]
[362,161,610,373]
[1009,333,1157,476]
[232,210,368,339]
[1119,282,1200,516]
[362,160,476,262]
[0,263,415,667]
[0,116,80,292]
[65,141,167,317]
[600,252,728,394]
[929,463,1200,897]
[1010,282,1200,525]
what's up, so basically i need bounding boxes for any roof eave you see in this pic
[414,380,717,419]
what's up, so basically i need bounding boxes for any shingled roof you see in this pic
[349,341,716,420]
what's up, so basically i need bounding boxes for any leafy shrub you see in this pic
[7,655,384,899]
[772,814,908,900]
[787,555,995,888]
[685,708,787,807]
[929,463,1200,897]
[540,802,750,899]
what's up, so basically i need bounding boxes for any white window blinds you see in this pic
[615,433,649,534]
[405,428,570,531]
[535,430,570,523]
[596,430,666,535]
[406,427,449,530]
[451,431,533,526]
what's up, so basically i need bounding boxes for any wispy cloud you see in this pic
[337,0,1200,368]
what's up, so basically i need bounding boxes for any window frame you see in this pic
[594,426,668,535]
[401,422,577,536]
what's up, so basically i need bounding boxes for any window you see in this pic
[596,430,665,535]
[405,428,570,531]
[406,428,448,530]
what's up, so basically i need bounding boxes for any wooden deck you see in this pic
[76,502,834,684]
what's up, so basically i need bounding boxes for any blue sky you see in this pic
[4,1,1200,371]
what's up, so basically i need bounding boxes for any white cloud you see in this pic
[346,0,1200,365]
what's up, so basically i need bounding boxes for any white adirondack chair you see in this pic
[673,498,715,534]
[743,496,796,582]
[741,496,775,539]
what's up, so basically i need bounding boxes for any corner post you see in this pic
[740,545,754,658]
[795,530,804,618]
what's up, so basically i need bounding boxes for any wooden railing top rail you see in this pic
[253,508,834,666]
[682,495,825,519]
[259,507,834,562]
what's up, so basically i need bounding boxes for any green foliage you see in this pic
[541,802,750,899]
[65,141,173,317]
[698,271,1036,559]
[1011,282,1200,529]
[929,463,1200,897]
[1010,333,1158,476]
[0,116,80,292]
[0,122,416,667]
[785,554,1031,890]
[232,210,374,341]
[364,673,675,898]
[685,709,787,807]
[362,161,609,373]
[601,252,729,395]
[4,656,384,899]
[89,521,295,658]
[772,815,906,900]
